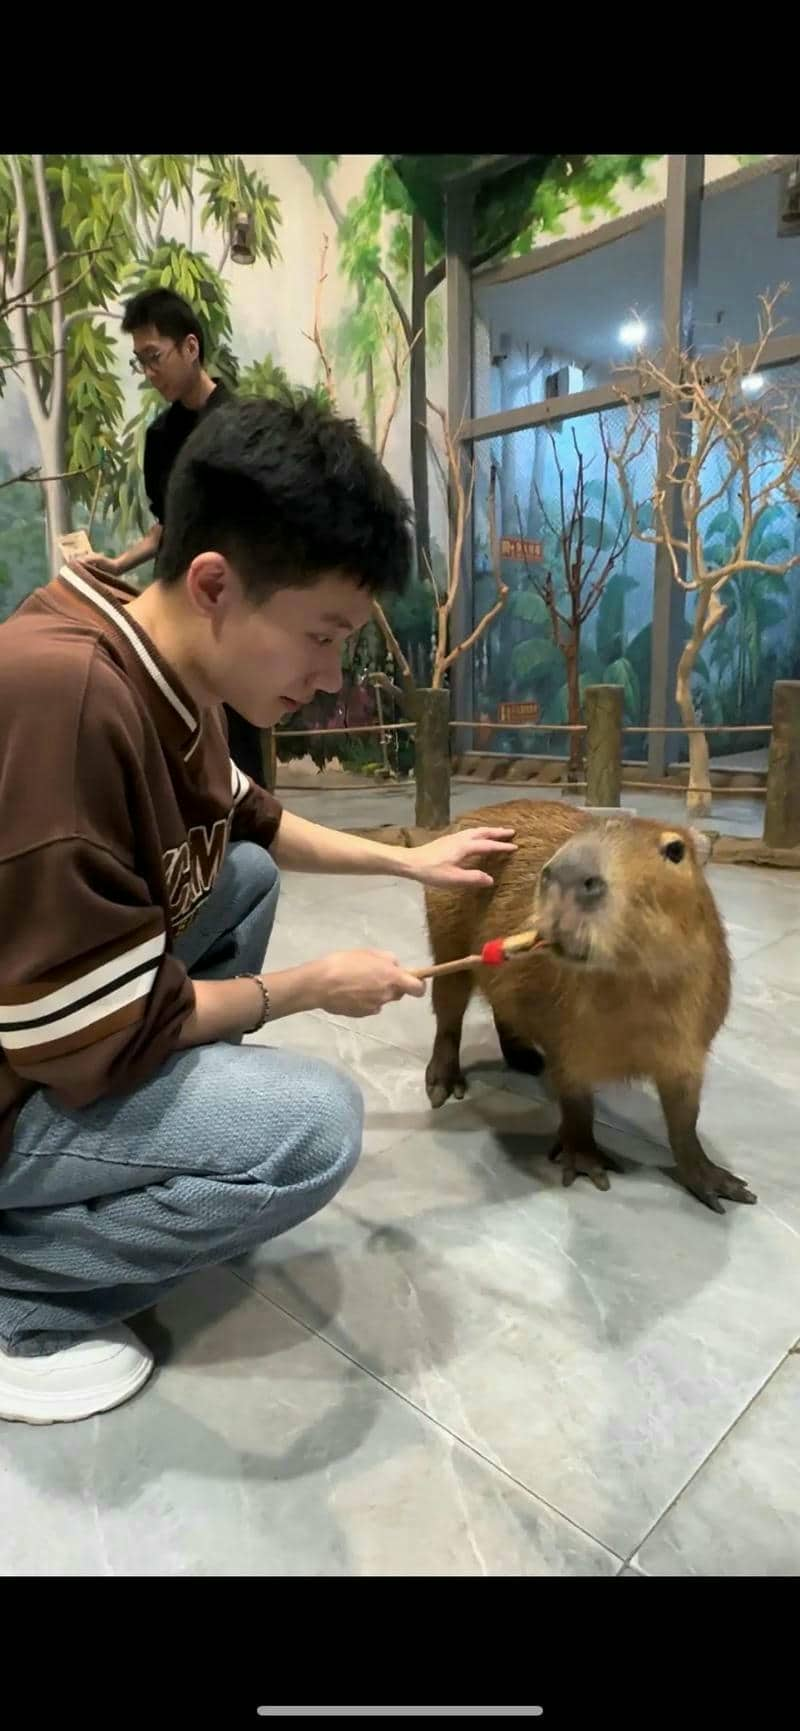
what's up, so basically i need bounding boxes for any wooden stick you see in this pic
[413,928,545,980]
[413,953,482,980]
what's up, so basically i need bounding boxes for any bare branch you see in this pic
[1,207,12,307]
[421,544,441,608]
[377,266,412,347]
[62,306,123,343]
[370,598,413,684]
[376,321,420,463]
[610,284,800,814]
[1,237,114,323]
[367,668,405,706]
[303,234,336,404]
[153,185,170,249]
[437,590,508,676]
[514,496,568,646]
[0,460,101,493]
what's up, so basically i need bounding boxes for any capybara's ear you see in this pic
[689,828,713,867]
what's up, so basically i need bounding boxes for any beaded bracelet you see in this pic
[238,973,271,1033]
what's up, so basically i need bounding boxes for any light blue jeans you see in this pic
[0,844,363,1356]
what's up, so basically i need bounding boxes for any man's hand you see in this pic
[84,553,121,578]
[406,826,517,890]
[315,948,426,1018]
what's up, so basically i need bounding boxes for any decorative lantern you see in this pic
[230,208,255,265]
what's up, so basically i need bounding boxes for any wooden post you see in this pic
[413,687,451,829]
[260,728,277,794]
[584,685,623,808]
[764,681,800,848]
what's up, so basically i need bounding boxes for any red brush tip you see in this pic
[481,938,506,967]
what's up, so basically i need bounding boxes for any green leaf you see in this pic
[703,509,739,542]
[602,656,640,719]
[511,637,562,681]
[748,531,790,566]
[595,571,638,667]
[510,588,551,628]
[749,502,789,549]
[755,599,786,630]
[582,475,623,521]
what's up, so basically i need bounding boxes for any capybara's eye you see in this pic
[662,839,686,864]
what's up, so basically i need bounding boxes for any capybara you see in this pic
[424,799,755,1215]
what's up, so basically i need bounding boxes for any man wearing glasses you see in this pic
[87,287,262,782]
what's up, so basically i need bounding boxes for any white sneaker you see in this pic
[0,1325,154,1424]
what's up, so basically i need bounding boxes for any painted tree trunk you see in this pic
[22,382,72,577]
[6,171,71,578]
[564,640,584,779]
[410,212,431,581]
[40,380,72,573]
[412,686,451,830]
[364,353,377,452]
[526,427,546,540]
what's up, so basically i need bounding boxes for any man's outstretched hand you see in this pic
[315,949,426,1017]
[405,826,517,890]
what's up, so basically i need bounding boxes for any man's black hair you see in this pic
[122,287,206,364]
[156,396,414,599]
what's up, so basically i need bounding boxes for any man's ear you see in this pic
[184,552,238,619]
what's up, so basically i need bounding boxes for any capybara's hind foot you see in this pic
[425,1046,468,1110]
[549,1138,624,1194]
[677,1154,757,1215]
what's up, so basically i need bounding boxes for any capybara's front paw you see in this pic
[678,1155,757,1214]
[549,1139,623,1193]
[425,1053,468,1110]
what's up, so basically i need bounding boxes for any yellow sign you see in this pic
[498,700,541,724]
[500,536,542,562]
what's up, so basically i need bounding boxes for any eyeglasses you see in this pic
[130,342,177,376]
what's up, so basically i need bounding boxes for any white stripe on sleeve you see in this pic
[230,761,250,807]
[0,932,166,1025]
[0,966,160,1051]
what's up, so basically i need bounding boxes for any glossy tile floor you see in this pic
[2,787,798,1576]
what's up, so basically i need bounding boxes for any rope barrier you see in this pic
[277,720,416,739]
[448,719,585,733]
[620,781,766,796]
[276,718,771,740]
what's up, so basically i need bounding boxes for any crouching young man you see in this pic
[0,396,514,1424]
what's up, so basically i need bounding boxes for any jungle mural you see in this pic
[1,152,794,771]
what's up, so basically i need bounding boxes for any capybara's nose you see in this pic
[543,845,608,911]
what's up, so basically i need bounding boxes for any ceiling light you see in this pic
[619,318,647,348]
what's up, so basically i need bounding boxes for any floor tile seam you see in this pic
[227,1263,625,1567]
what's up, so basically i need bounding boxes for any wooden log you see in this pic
[411,687,451,830]
[584,685,623,808]
[764,681,800,849]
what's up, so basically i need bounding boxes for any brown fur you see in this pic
[424,799,756,1214]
